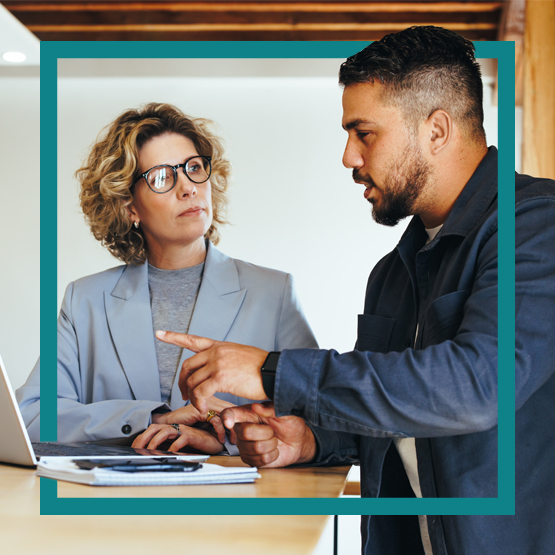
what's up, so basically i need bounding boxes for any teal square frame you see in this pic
[40,41,515,516]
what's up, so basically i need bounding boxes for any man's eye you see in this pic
[357,132,369,139]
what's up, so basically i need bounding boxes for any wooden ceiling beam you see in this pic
[23,30,498,41]
[27,22,498,33]
[5,2,504,14]
[4,1,503,43]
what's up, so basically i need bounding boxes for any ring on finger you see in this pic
[206,410,219,423]
[171,423,181,437]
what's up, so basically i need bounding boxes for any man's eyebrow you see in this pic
[343,119,377,131]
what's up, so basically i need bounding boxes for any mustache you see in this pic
[353,169,377,188]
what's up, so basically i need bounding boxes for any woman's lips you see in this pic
[178,207,204,217]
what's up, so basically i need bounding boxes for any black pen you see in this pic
[110,462,201,473]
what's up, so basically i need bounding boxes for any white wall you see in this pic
[57,58,498,359]
[57,58,405,355]
[0,57,500,392]
[0,70,40,389]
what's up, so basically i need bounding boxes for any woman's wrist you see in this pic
[151,411,168,425]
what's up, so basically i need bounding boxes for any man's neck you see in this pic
[419,143,489,228]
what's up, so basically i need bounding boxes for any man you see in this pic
[157,27,555,554]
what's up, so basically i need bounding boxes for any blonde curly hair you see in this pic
[77,103,231,265]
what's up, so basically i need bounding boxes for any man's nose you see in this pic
[342,140,363,169]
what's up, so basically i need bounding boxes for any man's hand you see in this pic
[220,402,316,468]
[156,331,268,414]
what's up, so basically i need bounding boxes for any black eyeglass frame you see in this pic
[133,155,212,194]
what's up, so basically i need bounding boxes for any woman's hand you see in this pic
[151,397,233,443]
[132,396,236,453]
[132,423,223,454]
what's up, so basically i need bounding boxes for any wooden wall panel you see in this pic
[523,0,555,179]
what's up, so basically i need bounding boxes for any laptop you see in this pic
[0,352,208,467]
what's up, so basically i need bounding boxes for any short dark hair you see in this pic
[339,26,486,143]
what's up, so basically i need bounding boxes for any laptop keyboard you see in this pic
[32,441,178,459]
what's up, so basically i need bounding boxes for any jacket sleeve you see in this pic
[55,282,169,442]
[274,196,555,439]
[15,358,41,442]
[273,274,363,462]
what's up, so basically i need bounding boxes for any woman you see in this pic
[17,102,317,455]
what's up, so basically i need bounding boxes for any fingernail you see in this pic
[156,330,166,339]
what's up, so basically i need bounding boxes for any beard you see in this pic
[354,141,431,227]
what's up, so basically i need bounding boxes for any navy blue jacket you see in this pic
[275,148,555,554]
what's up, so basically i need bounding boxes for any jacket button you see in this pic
[121,424,132,434]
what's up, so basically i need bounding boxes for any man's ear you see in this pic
[426,110,452,155]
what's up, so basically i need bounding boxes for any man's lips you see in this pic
[354,179,375,200]
[178,207,204,217]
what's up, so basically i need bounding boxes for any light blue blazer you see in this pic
[17,242,317,442]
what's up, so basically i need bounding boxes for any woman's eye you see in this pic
[150,172,170,188]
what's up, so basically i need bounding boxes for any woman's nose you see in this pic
[176,171,197,197]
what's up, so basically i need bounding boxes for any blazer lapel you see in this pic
[169,243,246,407]
[104,263,162,402]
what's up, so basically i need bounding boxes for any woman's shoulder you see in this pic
[210,246,290,285]
[206,244,294,297]
[65,264,131,298]
[233,257,289,280]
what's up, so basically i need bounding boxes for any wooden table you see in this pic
[57,455,351,498]
[1,458,352,555]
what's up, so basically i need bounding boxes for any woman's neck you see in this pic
[147,237,207,270]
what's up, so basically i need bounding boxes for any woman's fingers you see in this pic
[168,427,223,455]
[135,423,224,455]
[147,426,177,450]
[132,424,167,448]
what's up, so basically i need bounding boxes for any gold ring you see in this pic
[206,410,218,423]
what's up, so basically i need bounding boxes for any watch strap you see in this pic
[260,351,281,400]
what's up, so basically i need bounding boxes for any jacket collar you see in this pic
[109,240,241,300]
[438,145,498,238]
[105,241,246,405]
[399,146,498,249]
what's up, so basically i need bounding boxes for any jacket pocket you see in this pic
[356,314,395,353]
[424,289,470,345]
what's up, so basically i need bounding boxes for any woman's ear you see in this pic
[125,203,139,226]
[426,110,452,155]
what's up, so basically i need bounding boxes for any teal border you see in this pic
[40,41,515,516]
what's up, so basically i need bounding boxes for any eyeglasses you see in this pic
[134,155,212,194]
